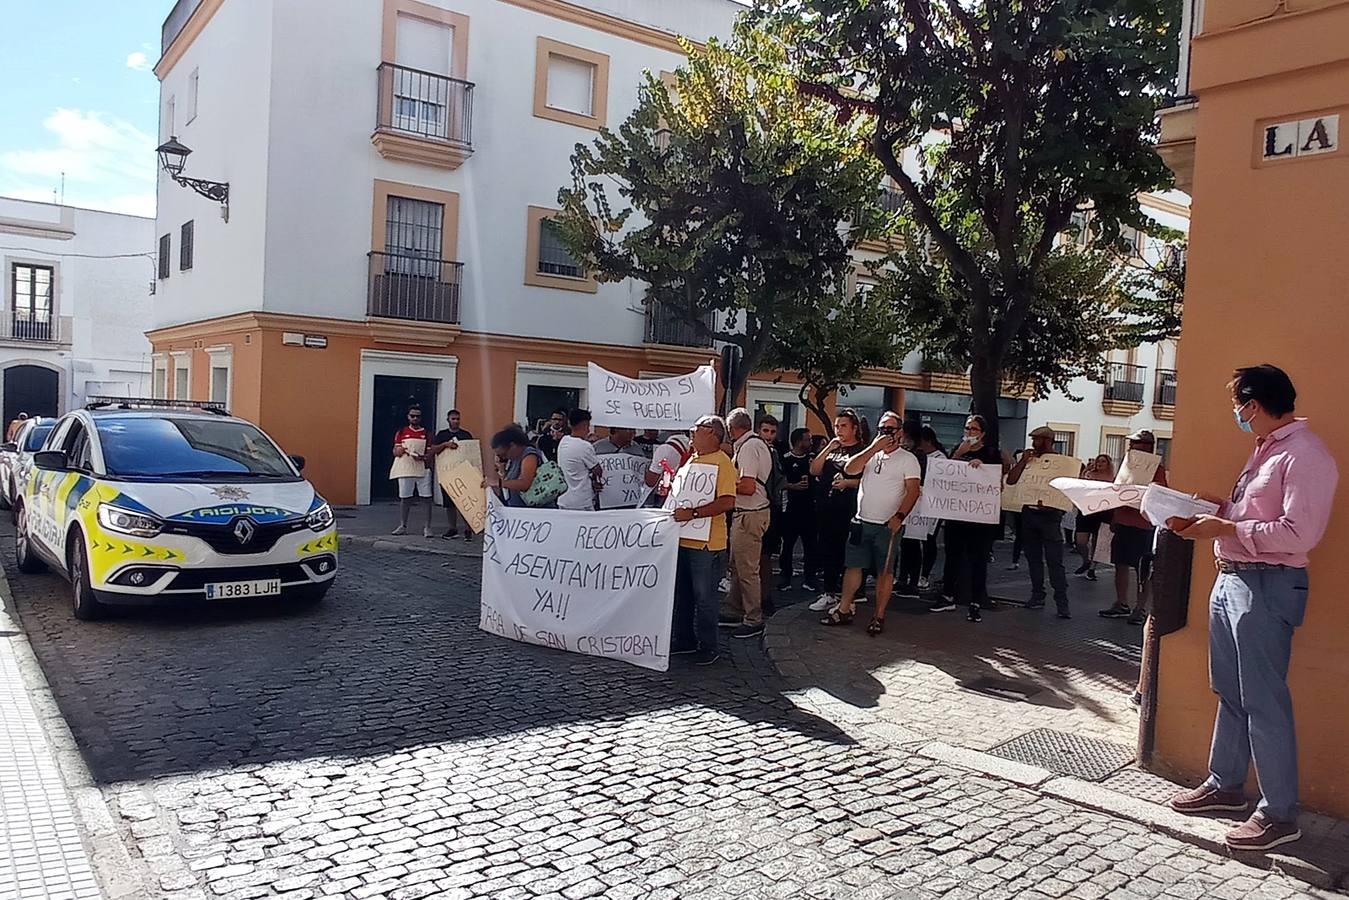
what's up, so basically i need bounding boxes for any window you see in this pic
[1103,432,1127,464]
[172,352,191,400]
[533,38,609,130]
[384,196,444,276]
[186,68,199,123]
[162,95,175,141]
[65,422,94,473]
[1052,430,1077,456]
[152,359,168,399]
[180,220,194,271]
[210,366,229,404]
[95,416,298,481]
[11,264,54,341]
[524,206,596,293]
[1155,437,1172,465]
[158,234,171,279]
[526,385,581,431]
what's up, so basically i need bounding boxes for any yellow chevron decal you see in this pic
[297,532,339,556]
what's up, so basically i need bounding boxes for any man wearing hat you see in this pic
[1100,429,1168,622]
[1006,426,1072,617]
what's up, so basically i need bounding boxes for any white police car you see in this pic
[13,399,338,619]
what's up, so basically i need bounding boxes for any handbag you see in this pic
[521,459,567,507]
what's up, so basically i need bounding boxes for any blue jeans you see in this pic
[1205,568,1309,824]
[674,548,725,653]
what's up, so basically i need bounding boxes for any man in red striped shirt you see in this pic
[392,405,434,537]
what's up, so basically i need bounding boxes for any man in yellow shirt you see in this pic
[671,414,739,665]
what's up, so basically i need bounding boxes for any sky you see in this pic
[1,0,171,217]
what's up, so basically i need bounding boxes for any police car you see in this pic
[13,398,338,619]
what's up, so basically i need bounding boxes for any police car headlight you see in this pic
[305,502,334,532]
[97,504,164,538]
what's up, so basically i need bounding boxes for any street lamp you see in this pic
[155,136,230,222]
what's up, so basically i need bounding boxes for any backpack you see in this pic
[748,435,787,510]
[521,456,567,507]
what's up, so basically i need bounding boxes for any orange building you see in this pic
[1156,0,1349,817]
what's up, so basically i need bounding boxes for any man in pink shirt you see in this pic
[1168,365,1338,852]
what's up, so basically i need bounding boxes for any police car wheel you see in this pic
[14,503,46,574]
[68,537,105,622]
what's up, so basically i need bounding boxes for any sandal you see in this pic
[819,607,854,627]
[866,617,884,636]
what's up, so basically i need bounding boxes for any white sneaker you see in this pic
[423,527,434,538]
[718,577,731,593]
[808,593,836,612]
[391,525,407,536]
[917,577,930,591]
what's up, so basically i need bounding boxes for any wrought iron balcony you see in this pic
[1,315,66,344]
[1104,362,1147,404]
[376,63,474,148]
[367,252,462,325]
[1155,369,1177,407]
[878,186,906,215]
[644,305,713,348]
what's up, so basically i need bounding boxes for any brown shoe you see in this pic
[1168,784,1250,814]
[1224,813,1301,852]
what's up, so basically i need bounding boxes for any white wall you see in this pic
[0,198,155,410]
[152,0,275,329]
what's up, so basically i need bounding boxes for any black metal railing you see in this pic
[367,252,463,324]
[1155,369,1177,406]
[3,316,60,343]
[644,305,713,348]
[878,186,906,215]
[1104,362,1147,403]
[376,63,474,149]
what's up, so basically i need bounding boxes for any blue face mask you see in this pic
[1234,402,1255,434]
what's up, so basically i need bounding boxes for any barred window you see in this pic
[158,234,171,279]
[537,218,582,278]
[180,220,194,271]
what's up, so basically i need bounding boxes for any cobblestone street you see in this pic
[3,536,1337,899]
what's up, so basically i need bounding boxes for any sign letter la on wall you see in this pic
[1261,114,1340,162]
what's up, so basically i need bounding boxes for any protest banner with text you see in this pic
[389,438,427,480]
[1014,455,1081,511]
[1117,450,1162,486]
[436,438,483,474]
[588,363,715,430]
[920,458,1003,524]
[437,460,487,533]
[1050,477,1145,516]
[480,498,678,672]
[662,461,719,542]
[597,454,650,509]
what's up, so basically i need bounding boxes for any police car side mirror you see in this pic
[289,454,306,472]
[0,442,16,453]
[33,450,68,472]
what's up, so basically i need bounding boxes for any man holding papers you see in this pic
[1168,365,1338,853]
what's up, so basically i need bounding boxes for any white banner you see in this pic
[663,461,719,542]
[597,454,650,509]
[480,498,678,672]
[1050,477,1146,516]
[1140,484,1219,529]
[588,363,716,430]
[920,458,1002,524]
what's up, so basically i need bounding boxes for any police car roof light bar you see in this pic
[85,396,230,415]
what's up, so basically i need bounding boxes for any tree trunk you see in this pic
[969,355,1004,450]
[799,383,834,438]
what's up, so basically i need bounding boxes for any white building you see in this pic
[1025,190,1190,464]
[0,198,155,426]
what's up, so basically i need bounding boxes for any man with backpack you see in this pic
[721,408,775,639]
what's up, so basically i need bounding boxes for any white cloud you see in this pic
[126,51,152,72]
[0,109,156,217]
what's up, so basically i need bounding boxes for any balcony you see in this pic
[367,252,462,325]
[644,304,713,348]
[372,63,475,170]
[1154,368,1177,420]
[0,315,69,346]
[1102,362,1147,416]
[878,186,906,215]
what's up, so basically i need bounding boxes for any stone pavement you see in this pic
[2,529,1343,899]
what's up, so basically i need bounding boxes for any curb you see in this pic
[0,570,150,899]
[340,533,482,560]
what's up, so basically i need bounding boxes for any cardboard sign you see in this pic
[1117,450,1162,486]
[663,461,719,542]
[588,363,715,430]
[389,438,427,480]
[1050,477,1146,515]
[437,438,483,473]
[1014,455,1081,511]
[1001,474,1024,512]
[480,497,678,672]
[597,454,650,509]
[920,458,1003,525]
[437,460,487,533]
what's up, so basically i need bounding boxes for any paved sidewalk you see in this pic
[1,587,103,899]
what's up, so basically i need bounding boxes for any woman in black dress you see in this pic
[807,409,869,611]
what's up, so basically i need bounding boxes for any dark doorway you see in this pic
[3,365,59,431]
[524,384,581,434]
[370,375,439,501]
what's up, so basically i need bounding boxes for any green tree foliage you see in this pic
[752,0,1182,444]
[553,27,891,403]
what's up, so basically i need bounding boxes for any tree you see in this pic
[752,0,1182,444]
[553,28,889,403]
[760,283,911,436]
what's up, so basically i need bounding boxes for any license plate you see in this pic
[205,579,281,600]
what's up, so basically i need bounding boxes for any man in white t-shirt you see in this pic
[819,411,921,635]
[643,432,692,506]
[556,408,602,511]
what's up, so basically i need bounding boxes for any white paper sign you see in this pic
[920,458,1003,525]
[588,363,716,430]
[1050,477,1147,516]
[1117,450,1162,486]
[663,461,719,542]
[480,497,678,672]
[1015,455,1081,511]
[389,438,427,480]
[597,454,650,509]
[903,513,938,540]
[1140,484,1220,529]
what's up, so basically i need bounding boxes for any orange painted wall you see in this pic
[1154,6,1349,817]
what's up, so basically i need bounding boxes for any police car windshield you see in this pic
[96,417,298,481]
[24,425,54,452]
